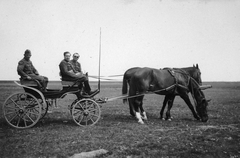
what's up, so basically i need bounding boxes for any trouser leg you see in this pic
[29,74,48,90]
[83,80,91,93]
[77,74,92,93]
[42,76,48,90]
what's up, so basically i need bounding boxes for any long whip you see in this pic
[98,28,101,91]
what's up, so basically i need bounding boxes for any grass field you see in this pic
[0,81,240,158]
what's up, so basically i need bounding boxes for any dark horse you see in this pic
[128,67,208,124]
[122,64,202,120]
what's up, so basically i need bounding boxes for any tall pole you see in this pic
[98,28,101,91]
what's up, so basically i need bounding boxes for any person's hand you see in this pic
[27,76,32,80]
[76,72,82,76]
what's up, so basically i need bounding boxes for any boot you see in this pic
[83,81,98,95]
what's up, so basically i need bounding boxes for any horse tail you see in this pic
[122,76,128,104]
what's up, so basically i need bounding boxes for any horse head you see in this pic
[191,79,209,122]
[196,97,209,122]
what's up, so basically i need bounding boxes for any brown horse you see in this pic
[122,64,202,120]
[128,67,208,124]
[160,65,202,120]
[122,67,141,116]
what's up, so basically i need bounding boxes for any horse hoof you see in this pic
[160,118,165,120]
[167,118,172,121]
[138,121,144,124]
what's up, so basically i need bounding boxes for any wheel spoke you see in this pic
[89,117,95,124]
[5,107,17,111]
[16,116,21,127]
[24,117,27,127]
[27,99,36,106]
[8,113,19,123]
[5,108,19,114]
[79,103,84,110]
[77,115,84,124]
[88,108,97,113]
[27,110,40,116]
[73,109,83,115]
[88,113,99,118]
[10,98,21,109]
[24,113,35,123]
[30,107,40,114]
[85,116,89,126]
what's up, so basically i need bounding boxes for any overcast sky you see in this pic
[1,0,240,81]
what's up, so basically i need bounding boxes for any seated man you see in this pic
[70,53,82,75]
[59,51,97,95]
[17,49,48,91]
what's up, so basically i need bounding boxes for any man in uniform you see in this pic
[59,51,97,95]
[70,53,82,73]
[17,49,48,91]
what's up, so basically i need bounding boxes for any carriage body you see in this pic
[2,79,101,129]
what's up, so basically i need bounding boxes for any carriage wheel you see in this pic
[3,92,42,129]
[71,99,101,126]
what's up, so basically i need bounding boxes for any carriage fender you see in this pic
[14,81,47,107]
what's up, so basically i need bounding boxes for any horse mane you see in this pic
[189,77,205,102]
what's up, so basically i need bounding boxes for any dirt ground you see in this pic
[0,81,240,158]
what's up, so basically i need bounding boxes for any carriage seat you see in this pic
[61,81,79,88]
[19,78,41,88]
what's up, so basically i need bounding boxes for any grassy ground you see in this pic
[0,81,240,158]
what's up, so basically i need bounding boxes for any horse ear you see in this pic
[193,64,195,67]
[207,99,211,103]
[196,64,199,69]
[202,99,211,106]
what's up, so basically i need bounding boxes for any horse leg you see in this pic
[129,100,135,117]
[165,95,175,121]
[180,93,200,120]
[129,98,136,117]
[134,96,144,124]
[127,80,135,117]
[160,95,169,120]
[139,97,147,120]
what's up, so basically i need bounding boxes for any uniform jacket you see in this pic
[59,59,79,81]
[70,60,82,73]
[17,58,39,78]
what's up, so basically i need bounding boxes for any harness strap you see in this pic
[167,69,179,93]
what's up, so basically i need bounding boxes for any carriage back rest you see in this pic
[20,78,41,89]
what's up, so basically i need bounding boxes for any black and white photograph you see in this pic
[0,0,240,157]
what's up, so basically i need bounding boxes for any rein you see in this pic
[88,75,123,81]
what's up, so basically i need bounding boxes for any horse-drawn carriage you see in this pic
[2,79,103,129]
[3,66,212,129]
